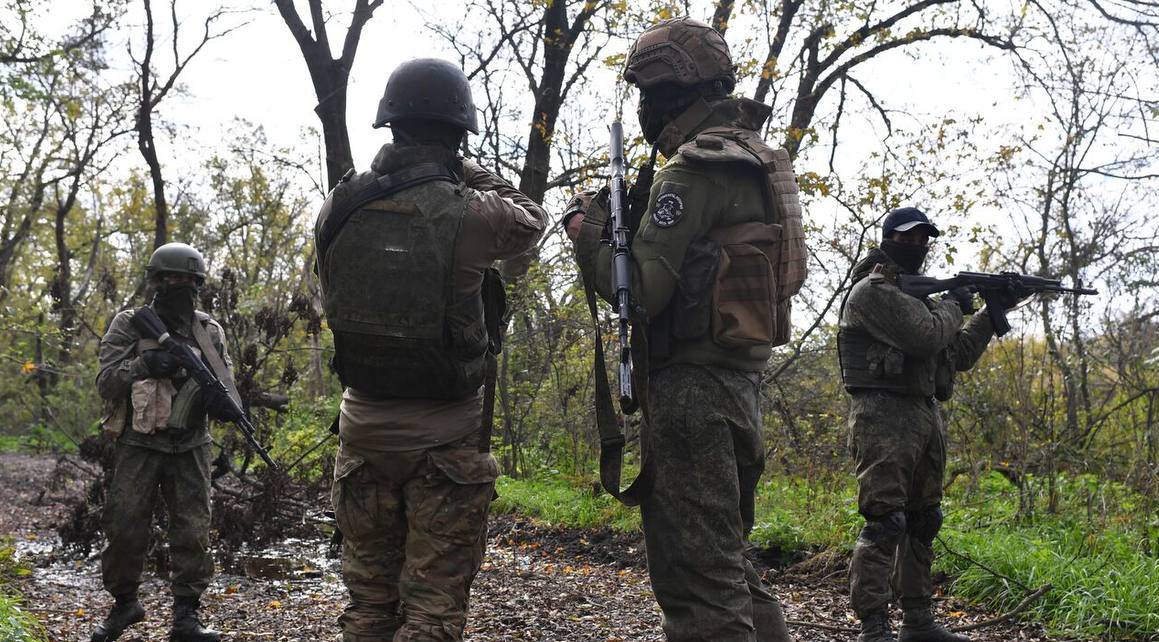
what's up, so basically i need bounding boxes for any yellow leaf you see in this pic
[75,608,85,617]
[949,611,966,618]
[268,600,282,609]
[21,361,37,375]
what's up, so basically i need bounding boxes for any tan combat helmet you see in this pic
[623,17,735,91]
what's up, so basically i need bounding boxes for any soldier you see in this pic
[92,242,235,642]
[314,58,545,642]
[565,18,806,642]
[839,207,1016,642]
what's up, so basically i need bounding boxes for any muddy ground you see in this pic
[0,453,1060,642]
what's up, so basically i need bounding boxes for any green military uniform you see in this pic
[316,58,546,642]
[839,246,994,640]
[574,92,798,642]
[93,242,231,642]
[97,308,227,599]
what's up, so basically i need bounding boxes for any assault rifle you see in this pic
[130,306,279,470]
[608,122,636,415]
[897,271,1097,337]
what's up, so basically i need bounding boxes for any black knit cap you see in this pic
[882,207,940,239]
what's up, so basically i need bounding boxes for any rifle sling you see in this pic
[581,267,650,506]
[316,162,459,259]
[190,318,242,408]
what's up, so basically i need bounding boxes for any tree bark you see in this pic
[273,0,384,191]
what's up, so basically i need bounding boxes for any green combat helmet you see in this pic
[145,243,207,282]
[373,58,479,133]
[623,17,736,91]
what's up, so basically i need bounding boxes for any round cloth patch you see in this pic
[652,193,684,228]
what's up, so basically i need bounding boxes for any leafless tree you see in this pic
[273,0,385,191]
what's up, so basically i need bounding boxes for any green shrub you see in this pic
[0,543,45,642]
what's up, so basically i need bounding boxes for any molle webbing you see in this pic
[315,162,458,259]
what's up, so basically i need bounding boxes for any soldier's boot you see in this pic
[169,596,222,642]
[858,610,896,642]
[898,607,970,642]
[91,594,146,642]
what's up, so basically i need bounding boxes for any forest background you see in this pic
[1,0,1158,639]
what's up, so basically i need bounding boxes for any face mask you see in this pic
[880,239,929,274]
[637,100,666,143]
[153,283,199,329]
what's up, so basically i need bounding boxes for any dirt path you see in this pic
[1,454,1057,642]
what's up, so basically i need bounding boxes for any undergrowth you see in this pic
[0,542,46,642]
[495,469,1159,640]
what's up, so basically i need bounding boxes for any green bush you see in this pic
[0,543,45,642]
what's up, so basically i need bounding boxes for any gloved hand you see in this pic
[563,187,611,241]
[984,287,1025,311]
[943,287,975,315]
[140,349,181,379]
[205,389,244,422]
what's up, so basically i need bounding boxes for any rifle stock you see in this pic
[130,306,279,470]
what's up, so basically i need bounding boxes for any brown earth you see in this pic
[0,453,1059,642]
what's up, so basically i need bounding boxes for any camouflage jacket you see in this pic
[97,308,231,453]
[838,247,993,399]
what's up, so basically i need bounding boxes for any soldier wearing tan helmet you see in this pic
[566,17,806,642]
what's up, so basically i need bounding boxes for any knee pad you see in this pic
[860,511,906,545]
[906,505,944,546]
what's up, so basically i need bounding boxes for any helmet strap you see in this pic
[654,96,715,157]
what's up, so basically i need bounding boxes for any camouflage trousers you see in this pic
[332,435,497,642]
[847,391,946,617]
[640,364,790,642]
[101,442,214,599]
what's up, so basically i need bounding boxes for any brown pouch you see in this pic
[130,378,177,434]
[707,222,783,349]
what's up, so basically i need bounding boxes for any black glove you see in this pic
[943,287,975,315]
[140,349,181,378]
[984,287,1023,311]
[205,388,244,422]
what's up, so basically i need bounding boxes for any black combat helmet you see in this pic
[145,243,207,283]
[373,58,479,133]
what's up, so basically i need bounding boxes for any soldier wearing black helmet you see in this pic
[839,208,1014,642]
[314,58,545,642]
[90,242,236,642]
[566,17,806,642]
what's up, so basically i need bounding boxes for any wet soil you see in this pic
[0,454,1060,642]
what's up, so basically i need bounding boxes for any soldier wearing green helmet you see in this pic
[566,16,806,642]
[90,242,237,642]
[315,58,545,642]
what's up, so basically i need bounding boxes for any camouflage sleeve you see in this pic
[96,310,147,401]
[846,278,966,359]
[946,307,995,371]
[574,162,715,318]
[462,188,545,281]
[462,158,547,280]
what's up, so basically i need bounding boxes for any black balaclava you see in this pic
[637,80,727,144]
[153,281,199,330]
[880,239,929,275]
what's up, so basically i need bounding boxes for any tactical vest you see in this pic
[837,274,944,398]
[666,126,808,348]
[319,176,488,400]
